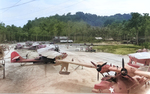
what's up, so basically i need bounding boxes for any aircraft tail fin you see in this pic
[11,51,25,63]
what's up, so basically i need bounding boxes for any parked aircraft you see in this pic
[11,45,67,64]
[55,58,150,93]
[128,52,150,66]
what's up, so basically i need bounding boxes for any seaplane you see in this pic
[11,45,67,64]
[55,57,150,94]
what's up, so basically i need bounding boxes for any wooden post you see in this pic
[0,46,5,79]
[2,59,5,79]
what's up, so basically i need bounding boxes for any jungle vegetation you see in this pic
[0,12,150,47]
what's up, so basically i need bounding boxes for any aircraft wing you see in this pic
[37,45,59,59]
[128,52,150,59]
[32,42,39,46]
[40,50,62,59]
[134,70,150,79]
[55,55,99,68]
[56,59,95,68]
[37,45,55,54]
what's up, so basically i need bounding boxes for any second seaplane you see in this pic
[11,45,67,64]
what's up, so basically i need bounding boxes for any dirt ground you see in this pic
[0,44,150,94]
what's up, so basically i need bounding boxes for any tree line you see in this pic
[0,12,150,45]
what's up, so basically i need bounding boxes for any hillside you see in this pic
[25,12,131,28]
[0,12,135,42]
[47,12,131,26]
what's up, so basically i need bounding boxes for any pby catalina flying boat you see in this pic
[91,59,150,93]
[55,57,150,93]
[11,45,67,64]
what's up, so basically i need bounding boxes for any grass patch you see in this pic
[93,44,142,55]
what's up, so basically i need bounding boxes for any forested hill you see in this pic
[57,12,132,26]
[0,11,135,43]
[28,12,131,27]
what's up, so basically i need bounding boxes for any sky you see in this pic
[0,0,150,27]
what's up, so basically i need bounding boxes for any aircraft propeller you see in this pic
[91,61,107,81]
[97,62,107,72]
[119,58,134,81]
[91,61,107,72]
[121,58,128,76]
